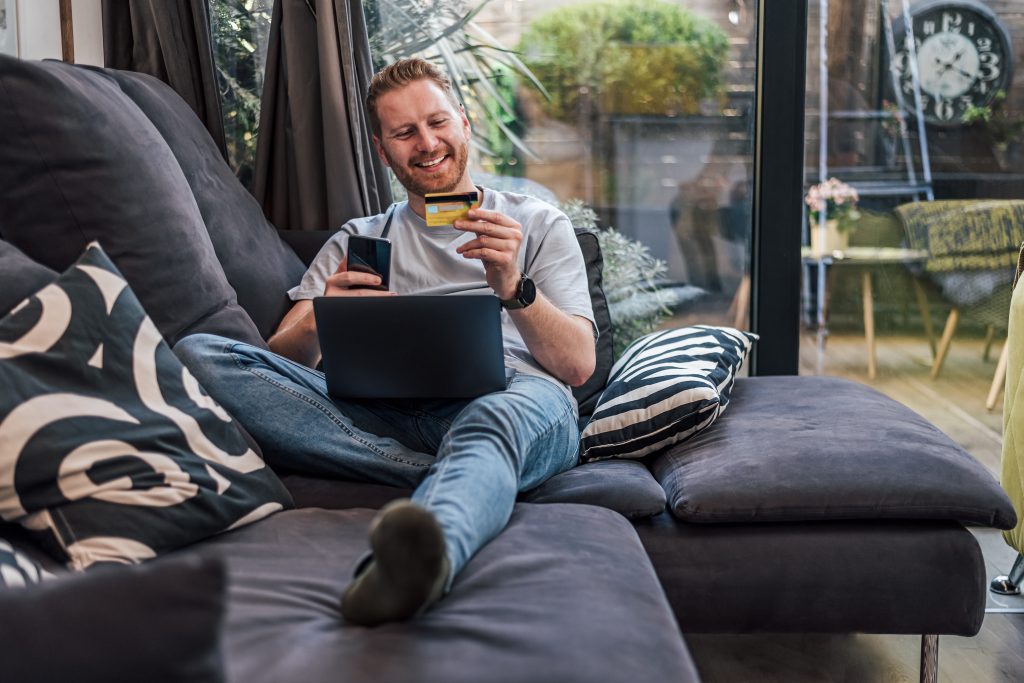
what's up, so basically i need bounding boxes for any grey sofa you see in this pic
[0,56,1015,683]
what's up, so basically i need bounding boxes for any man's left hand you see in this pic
[454,208,523,300]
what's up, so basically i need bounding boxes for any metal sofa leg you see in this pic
[920,634,939,683]
[990,552,1024,595]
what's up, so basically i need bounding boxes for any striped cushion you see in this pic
[579,326,757,462]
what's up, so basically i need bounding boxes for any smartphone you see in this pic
[346,235,392,290]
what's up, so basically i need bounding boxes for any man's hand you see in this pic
[324,257,397,297]
[454,208,523,300]
[268,255,394,368]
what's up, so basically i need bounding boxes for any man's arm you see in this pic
[268,260,394,368]
[507,297,595,387]
[268,300,319,367]
[455,207,596,387]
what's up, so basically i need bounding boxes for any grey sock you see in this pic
[340,499,450,626]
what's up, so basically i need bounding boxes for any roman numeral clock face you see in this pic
[893,1,1013,125]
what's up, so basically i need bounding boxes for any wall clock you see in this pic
[892,0,1013,125]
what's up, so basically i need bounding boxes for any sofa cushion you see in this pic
[0,555,226,683]
[105,69,308,339]
[572,228,615,418]
[519,460,666,518]
[0,244,293,569]
[0,539,52,588]
[580,325,756,462]
[0,55,263,348]
[185,504,699,683]
[280,459,666,520]
[651,376,1017,527]
[0,240,57,318]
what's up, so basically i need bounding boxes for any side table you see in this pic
[803,247,931,379]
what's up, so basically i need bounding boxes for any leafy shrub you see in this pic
[561,200,679,358]
[209,0,273,190]
[518,0,728,121]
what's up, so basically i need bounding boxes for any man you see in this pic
[175,58,596,626]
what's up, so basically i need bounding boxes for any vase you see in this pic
[809,218,848,255]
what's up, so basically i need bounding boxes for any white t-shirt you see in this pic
[288,187,596,404]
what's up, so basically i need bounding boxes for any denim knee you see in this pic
[171,333,243,382]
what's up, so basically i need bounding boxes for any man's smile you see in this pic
[414,154,449,170]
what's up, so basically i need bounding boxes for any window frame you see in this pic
[749,2,808,375]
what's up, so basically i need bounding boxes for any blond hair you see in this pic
[366,58,461,137]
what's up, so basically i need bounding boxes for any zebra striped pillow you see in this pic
[579,326,757,462]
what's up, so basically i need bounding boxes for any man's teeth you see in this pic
[417,155,446,168]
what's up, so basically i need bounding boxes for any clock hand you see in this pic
[951,50,965,64]
[956,67,973,79]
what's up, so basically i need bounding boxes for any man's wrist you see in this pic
[494,272,519,300]
[499,273,536,310]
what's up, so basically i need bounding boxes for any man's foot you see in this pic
[340,499,450,626]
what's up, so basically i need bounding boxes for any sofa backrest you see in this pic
[103,68,307,340]
[0,56,264,349]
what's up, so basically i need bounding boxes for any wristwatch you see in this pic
[500,273,536,310]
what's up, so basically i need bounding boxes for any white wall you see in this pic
[17,0,103,66]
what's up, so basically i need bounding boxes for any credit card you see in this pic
[424,191,478,227]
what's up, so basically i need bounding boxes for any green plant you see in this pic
[560,199,675,358]
[209,0,273,189]
[962,91,1024,148]
[518,0,728,122]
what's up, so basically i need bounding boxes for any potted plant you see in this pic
[961,91,1024,171]
[805,177,860,255]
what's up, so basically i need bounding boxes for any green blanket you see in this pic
[895,200,1024,273]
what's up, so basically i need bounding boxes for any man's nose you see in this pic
[414,127,440,151]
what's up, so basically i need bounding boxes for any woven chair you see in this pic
[895,200,1024,406]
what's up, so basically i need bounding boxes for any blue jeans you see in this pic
[173,334,580,583]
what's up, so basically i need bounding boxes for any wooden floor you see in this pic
[680,329,1024,682]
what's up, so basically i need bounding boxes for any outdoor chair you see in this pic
[895,200,1024,408]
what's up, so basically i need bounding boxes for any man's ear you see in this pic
[459,104,471,136]
[372,136,390,166]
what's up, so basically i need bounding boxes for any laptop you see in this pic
[313,295,509,399]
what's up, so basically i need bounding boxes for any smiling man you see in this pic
[174,58,596,626]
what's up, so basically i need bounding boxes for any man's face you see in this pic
[373,79,471,198]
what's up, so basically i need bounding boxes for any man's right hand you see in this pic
[324,257,397,297]
[269,256,396,367]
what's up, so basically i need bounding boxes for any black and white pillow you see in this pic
[0,243,293,569]
[579,326,757,462]
[0,539,53,588]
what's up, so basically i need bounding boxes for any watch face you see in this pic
[892,1,1013,125]
[519,275,537,305]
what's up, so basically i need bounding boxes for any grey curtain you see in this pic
[254,0,391,231]
[101,0,227,159]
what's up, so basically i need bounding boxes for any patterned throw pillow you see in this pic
[579,326,757,462]
[0,243,293,569]
[0,540,53,588]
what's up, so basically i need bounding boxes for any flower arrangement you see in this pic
[805,177,860,231]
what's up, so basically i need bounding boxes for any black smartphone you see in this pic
[347,235,392,290]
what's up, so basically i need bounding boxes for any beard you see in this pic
[385,139,470,198]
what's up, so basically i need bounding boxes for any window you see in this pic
[364,0,759,356]
[209,0,274,189]
[799,0,1022,563]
